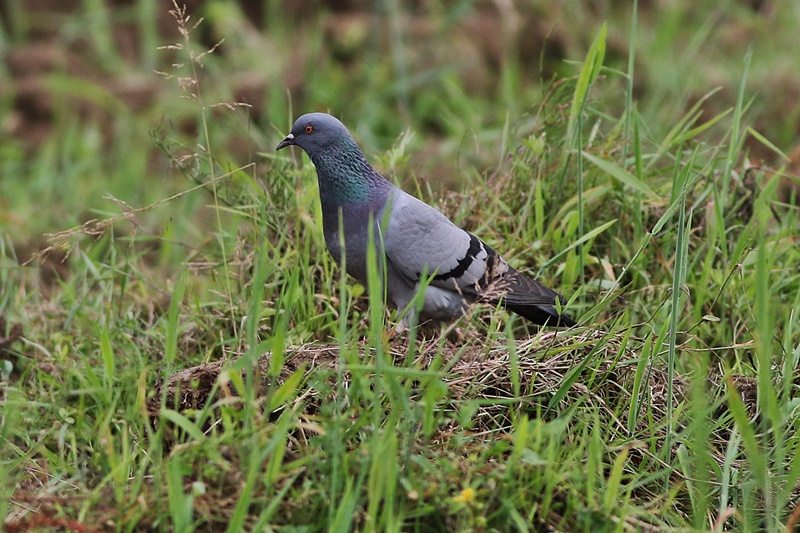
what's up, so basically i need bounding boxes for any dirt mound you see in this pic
[147,330,686,438]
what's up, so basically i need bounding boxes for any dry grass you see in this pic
[149,329,687,436]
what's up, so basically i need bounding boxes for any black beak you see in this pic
[276,133,295,151]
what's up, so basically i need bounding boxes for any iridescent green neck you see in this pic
[310,139,388,206]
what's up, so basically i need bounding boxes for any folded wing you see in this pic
[381,190,574,326]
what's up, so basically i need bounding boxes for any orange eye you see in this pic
[303,124,314,134]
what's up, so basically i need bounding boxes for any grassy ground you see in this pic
[2,1,800,531]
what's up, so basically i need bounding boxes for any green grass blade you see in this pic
[159,409,206,442]
[567,23,607,147]
[582,151,659,200]
[603,444,631,513]
[99,325,115,384]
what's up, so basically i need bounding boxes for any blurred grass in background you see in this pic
[1,0,798,238]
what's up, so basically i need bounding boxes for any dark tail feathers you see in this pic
[505,303,576,327]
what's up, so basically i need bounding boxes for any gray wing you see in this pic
[381,190,494,294]
[381,189,576,326]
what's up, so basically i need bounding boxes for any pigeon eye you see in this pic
[304,125,314,134]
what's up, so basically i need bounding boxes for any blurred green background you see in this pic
[2,0,798,244]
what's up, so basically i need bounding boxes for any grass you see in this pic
[2,1,800,531]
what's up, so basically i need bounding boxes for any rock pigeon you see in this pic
[276,112,575,329]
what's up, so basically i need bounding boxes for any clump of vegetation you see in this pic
[1,1,799,531]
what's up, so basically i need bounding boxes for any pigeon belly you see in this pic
[384,259,468,326]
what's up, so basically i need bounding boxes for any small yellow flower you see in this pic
[452,487,476,504]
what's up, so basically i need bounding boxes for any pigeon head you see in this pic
[276,111,393,207]
[276,112,355,155]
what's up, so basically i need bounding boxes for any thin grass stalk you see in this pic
[241,245,272,427]
[683,349,715,528]
[624,0,638,162]
[713,49,751,265]
[753,178,778,530]
[164,271,187,375]
[226,443,270,533]
[331,477,358,532]
[166,455,194,533]
[329,210,351,526]
[719,424,742,518]
[267,259,292,378]
[721,48,752,206]
[368,210,387,346]
[631,107,645,240]
[567,24,606,294]
[173,14,240,343]
[663,152,692,469]
[367,414,400,528]
[725,373,765,530]
[506,317,521,417]
[576,114,585,284]
[366,210,388,429]
[628,326,660,434]
[252,472,302,528]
